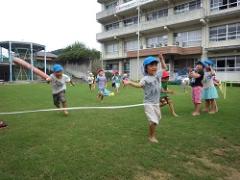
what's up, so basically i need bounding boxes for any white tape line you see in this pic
[0,104,148,115]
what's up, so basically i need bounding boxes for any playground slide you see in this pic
[13,57,49,79]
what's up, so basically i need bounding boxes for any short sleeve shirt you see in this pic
[140,71,162,104]
[50,74,71,94]
[96,75,107,90]
[160,81,168,98]
[203,71,214,88]
[190,70,204,87]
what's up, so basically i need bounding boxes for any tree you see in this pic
[55,42,101,73]
[58,42,100,62]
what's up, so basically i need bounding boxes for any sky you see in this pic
[0,0,101,51]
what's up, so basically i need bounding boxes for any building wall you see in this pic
[97,0,240,81]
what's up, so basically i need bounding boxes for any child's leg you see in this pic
[209,99,218,114]
[148,122,158,143]
[213,99,218,112]
[204,100,210,112]
[58,91,68,115]
[167,98,178,117]
[192,87,202,116]
[62,101,69,116]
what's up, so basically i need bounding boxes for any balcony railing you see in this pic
[97,8,205,41]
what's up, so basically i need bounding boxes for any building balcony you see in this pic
[208,5,240,21]
[97,8,116,22]
[208,39,240,50]
[97,8,205,42]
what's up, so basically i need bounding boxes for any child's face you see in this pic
[196,64,203,71]
[99,70,104,76]
[54,71,63,78]
[146,62,158,75]
[162,77,169,82]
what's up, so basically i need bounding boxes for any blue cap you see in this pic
[204,59,214,66]
[53,64,63,72]
[143,56,159,67]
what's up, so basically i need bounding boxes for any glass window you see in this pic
[124,16,138,27]
[105,42,118,54]
[105,1,117,10]
[105,22,119,31]
[210,0,240,11]
[209,23,240,41]
[146,35,168,48]
[218,25,227,41]
[124,39,138,51]
[217,58,226,71]
[174,0,201,14]
[146,8,168,21]
[228,23,237,39]
[174,30,201,47]
[226,56,235,71]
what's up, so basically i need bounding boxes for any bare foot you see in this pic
[64,110,69,116]
[192,112,200,116]
[148,137,159,143]
[172,113,179,117]
[208,111,216,114]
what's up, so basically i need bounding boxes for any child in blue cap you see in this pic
[202,60,219,114]
[124,54,167,143]
[46,64,75,116]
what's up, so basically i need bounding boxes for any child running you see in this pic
[112,71,121,93]
[189,61,205,116]
[202,63,219,114]
[124,54,167,143]
[96,69,107,102]
[87,72,95,91]
[46,64,75,116]
[160,70,178,117]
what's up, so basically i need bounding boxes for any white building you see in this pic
[96,0,240,81]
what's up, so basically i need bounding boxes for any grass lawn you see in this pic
[0,83,239,180]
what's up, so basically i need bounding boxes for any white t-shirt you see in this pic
[50,74,71,94]
[87,76,94,84]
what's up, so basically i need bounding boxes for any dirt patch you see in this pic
[191,156,240,180]
[134,168,172,180]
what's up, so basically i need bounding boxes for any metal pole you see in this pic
[30,43,34,81]
[9,42,13,82]
[44,47,47,74]
[137,2,140,81]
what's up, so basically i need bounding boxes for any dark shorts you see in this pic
[53,90,66,108]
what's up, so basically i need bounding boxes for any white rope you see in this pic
[0,104,147,115]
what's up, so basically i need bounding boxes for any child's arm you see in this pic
[209,66,216,76]
[70,80,75,86]
[159,53,167,70]
[123,79,143,88]
[189,71,201,79]
[161,88,174,94]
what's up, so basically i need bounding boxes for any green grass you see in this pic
[0,83,239,180]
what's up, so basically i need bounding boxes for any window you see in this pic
[210,0,240,11]
[146,8,168,21]
[105,42,118,54]
[174,30,202,47]
[124,39,138,52]
[146,35,168,48]
[105,1,118,10]
[123,16,138,27]
[212,56,240,72]
[209,23,240,41]
[174,0,202,14]
[105,22,119,31]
